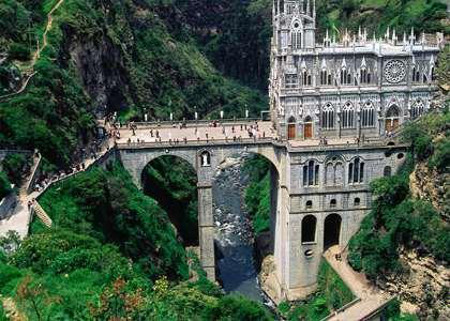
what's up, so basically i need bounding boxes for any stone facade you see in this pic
[269,0,442,141]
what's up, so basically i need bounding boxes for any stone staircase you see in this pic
[32,202,52,228]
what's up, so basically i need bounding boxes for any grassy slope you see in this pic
[279,260,354,320]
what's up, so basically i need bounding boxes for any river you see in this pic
[212,156,264,302]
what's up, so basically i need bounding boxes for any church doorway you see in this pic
[287,116,296,140]
[303,116,313,139]
[323,213,342,250]
[385,105,400,133]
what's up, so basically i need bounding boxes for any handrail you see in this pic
[320,297,362,321]
[360,297,398,321]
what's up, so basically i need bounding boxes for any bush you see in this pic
[0,171,12,199]
[2,153,28,185]
[205,295,273,321]
[7,43,30,61]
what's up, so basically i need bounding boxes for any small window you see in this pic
[383,166,392,177]
[200,151,211,167]
[397,153,404,160]
[354,197,361,206]
[306,200,313,209]
[330,199,337,208]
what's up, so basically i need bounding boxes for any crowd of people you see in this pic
[123,120,273,146]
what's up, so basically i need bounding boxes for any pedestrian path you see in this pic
[0,136,113,238]
[323,246,392,321]
[0,0,64,101]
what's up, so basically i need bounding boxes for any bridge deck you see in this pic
[114,120,400,150]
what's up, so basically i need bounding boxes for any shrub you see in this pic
[7,43,30,61]
[205,295,273,321]
[2,153,28,185]
[0,171,12,199]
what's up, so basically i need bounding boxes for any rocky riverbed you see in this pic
[212,155,264,302]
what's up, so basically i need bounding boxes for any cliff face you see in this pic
[61,25,131,117]
[381,247,450,320]
[410,161,450,221]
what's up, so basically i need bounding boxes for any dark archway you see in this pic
[141,155,198,246]
[324,213,342,250]
[302,215,317,243]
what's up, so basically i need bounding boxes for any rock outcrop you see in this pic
[380,248,450,320]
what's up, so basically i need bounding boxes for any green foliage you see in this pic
[0,171,12,199]
[349,112,450,278]
[243,155,273,236]
[143,156,198,245]
[205,295,273,321]
[37,163,189,280]
[2,153,29,185]
[7,43,31,61]
[280,260,354,320]
[317,0,449,37]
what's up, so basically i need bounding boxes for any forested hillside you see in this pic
[0,163,273,320]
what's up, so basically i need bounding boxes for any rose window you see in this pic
[384,60,406,83]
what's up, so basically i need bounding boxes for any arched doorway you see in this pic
[385,105,400,133]
[287,116,297,140]
[303,116,313,139]
[323,213,342,250]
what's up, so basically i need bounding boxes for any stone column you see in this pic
[197,182,215,280]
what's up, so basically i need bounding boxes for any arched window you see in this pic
[431,67,436,81]
[322,103,335,130]
[411,100,424,119]
[334,163,344,185]
[302,215,317,243]
[200,151,211,167]
[306,200,313,209]
[321,70,329,85]
[360,69,366,84]
[354,197,361,206]
[361,102,375,128]
[330,199,337,208]
[412,67,420,82]
[303,160,320,186]
[302,71,309,85]
[348,157,364,184]
[328,74,333,85]
[342,102,355,129]
[386,105,400,118]
[383,166,392,177]
[291,31,302,49]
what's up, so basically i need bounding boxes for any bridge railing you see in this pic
[115,135,408,151]
[116,136,277,149]
[114,118,267,129]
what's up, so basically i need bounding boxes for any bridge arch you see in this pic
[140,155,199,246]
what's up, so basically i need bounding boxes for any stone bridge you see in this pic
[114,120,408,301]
